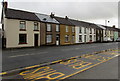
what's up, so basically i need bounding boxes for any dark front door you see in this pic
[34,34,38,46]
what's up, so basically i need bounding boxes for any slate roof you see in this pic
[35,13,59,24]
[96,24,106,30]
[102,25,117,31]
[69,19,102,29]
[5,8,40,21]
[54,17,74,26]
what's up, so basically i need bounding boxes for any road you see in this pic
[1,44,119,81]
[2,42,119,72]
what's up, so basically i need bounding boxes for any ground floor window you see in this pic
[46,35,52,43]
[65,35,69,42]
[72,35,75,43]
[90,35,92,41]
[79,35,82,42]
[94,35,96,41]
[84,35,86,42]
[19,34,27,44]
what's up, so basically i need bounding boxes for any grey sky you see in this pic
[0,0,119,28]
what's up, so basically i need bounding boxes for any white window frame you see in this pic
[20,21,26,30]
[65,35,69,42]
[72,27,75,32]
[56,25,60,32]
[46,35,52,43]
[34,22,39,30]
[66,26,69,32]
[47,24,52,32]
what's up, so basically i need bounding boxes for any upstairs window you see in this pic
[72,27,75,32]
[84,28,87,34]
[66,26,69,32]
[94,29,96,34]
[34,22,39,30]
[20,21,26,30]
[79,27,82,33]
[56,25,60,32]
[47,24,52,32]
[90,28,92,34]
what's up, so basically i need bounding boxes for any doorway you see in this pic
[56,34,60,45]
[34,34,38,46]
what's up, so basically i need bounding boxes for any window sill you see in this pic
[33,30,39,31]
[19,43,27,44]
[20,29,26,31]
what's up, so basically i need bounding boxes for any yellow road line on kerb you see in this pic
[24,65,40,69]
[0,72,7,76]
[59,56,117,80]
[52,60,62,64]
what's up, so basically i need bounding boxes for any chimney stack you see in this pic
[2,1,8,12]
[50,12,55,18]
[65,16,68,19]
[113,25,115,28]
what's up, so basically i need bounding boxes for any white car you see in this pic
[103,37,112,42]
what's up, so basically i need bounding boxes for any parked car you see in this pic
[116,38,120,42]
[103,37,112,42]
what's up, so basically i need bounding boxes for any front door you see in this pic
[34,34,38,46]
[56,34,60,45]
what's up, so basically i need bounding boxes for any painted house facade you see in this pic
[69,19,96,44]
[35,13,60,46]
[1,2,119,48]
[54,16,75,45]
[2,8,41,48]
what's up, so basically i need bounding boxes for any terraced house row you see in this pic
[1,2,120,48]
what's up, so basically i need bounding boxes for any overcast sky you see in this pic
[0,0,119,28]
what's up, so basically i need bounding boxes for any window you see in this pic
[84,28,87,34]
[79,27,82,33]
[94,29,96,34]
[72,35,75,43]
[72,27,75,32]
[65,35,69,42]
[46,35,52,43]
[66,26,69,32]
[90,35,92,41]
[84,35,86,42]
[47,24,52,32]
[56,25,60,32]
[90,28,92,34]
[20,21,26,30]
[79,35,82,42]
[94,35,96,41]
[34,22,39,30]
[19,34,27,44]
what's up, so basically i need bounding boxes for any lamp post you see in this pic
[105,20,110,38]
[105,20,110,26]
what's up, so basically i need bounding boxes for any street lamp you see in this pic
[105,20,110,26]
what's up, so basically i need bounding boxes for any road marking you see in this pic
[0,50,120,79]
[8,52,48,58]
[0,72,7,75]
[59,56,117,80]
